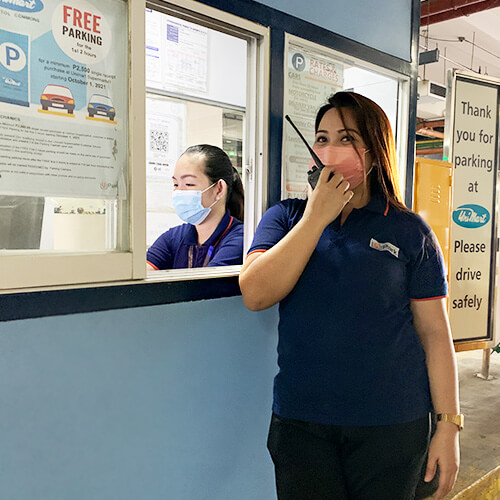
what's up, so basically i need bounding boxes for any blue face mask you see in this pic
[172,182,219,225]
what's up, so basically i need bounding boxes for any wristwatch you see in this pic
[436,413,464,431]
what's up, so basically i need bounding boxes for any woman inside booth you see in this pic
[147,144,244,269]
[240,92,460,500]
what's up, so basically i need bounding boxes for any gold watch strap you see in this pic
[436,413,464,431]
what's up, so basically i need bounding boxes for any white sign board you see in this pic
[446,73,499,342]
[282,37,343,199]
[0,0,128,199]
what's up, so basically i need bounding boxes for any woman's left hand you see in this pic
[424,425,460,499]
[411,298,460,499]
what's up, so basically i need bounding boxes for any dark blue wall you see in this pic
[255,0,412,60]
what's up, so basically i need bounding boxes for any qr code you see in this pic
[150,129,169,153]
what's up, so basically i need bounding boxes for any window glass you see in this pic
[282,35,407,199]
[223,111,244,176]
[43,197,119,250]
[0,195,122,252]
[145,8,249,269]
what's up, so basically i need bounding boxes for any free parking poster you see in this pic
[0,0,128,199]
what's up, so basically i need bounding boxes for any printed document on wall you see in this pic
[145,10,208,94]
[0,0,128,199]
[283,39,343,199]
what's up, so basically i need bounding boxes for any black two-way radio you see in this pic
[285,114,325,189]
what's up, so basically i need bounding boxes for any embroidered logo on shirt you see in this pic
[369,238,400,258]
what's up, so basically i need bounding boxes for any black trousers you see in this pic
[267,413,431,500]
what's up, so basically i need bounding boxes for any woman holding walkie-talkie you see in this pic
[240,92,460,500]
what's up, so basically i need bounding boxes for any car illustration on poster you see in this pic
[87,94,116,120]
[40,84,76,114]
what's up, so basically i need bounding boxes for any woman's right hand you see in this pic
[240,167,353,311]
[303,167,353,229]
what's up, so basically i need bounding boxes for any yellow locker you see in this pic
[413,158,453,274]
[414,158,492,352]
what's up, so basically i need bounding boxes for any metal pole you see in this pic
[475,348,492,380]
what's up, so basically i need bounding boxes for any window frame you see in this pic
[0,0,270,292]
[0,0,146,290]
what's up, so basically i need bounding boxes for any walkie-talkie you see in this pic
[285,115,324,189]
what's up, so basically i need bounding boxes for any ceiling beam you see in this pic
[421,0,500,25]
[417,128,445,139]
[416,149,443,155]
[422,0,485,17]
[417,119,445,129]
[417,119,445,139]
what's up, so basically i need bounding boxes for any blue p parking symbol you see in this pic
[291,52,306,72]
[0,42,26,72]
[7,45,20,66]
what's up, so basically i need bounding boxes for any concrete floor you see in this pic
[442,348,500,499]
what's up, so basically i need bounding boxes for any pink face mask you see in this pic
[309,146,368,189]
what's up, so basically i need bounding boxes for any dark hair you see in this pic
[315,91,408,211]
[183,144,244,220]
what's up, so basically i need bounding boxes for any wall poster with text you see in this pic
[282,35,343,199]
[445,71,499,342]
[0,0,128,199]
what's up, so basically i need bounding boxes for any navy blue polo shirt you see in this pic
[147,211,243,269]
[248,194,447,426]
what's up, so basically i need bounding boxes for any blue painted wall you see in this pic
[0,297,279,500]
[255,0,413,61]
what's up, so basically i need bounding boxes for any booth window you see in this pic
[0,0,140,291]
[0,0,269,293]
[144,1,269,273]
[145,9,247,248]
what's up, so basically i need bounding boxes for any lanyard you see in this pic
[188,246,194,268]
[202,246,215,267]
[188,245,213,268]
[190,216,234,268]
